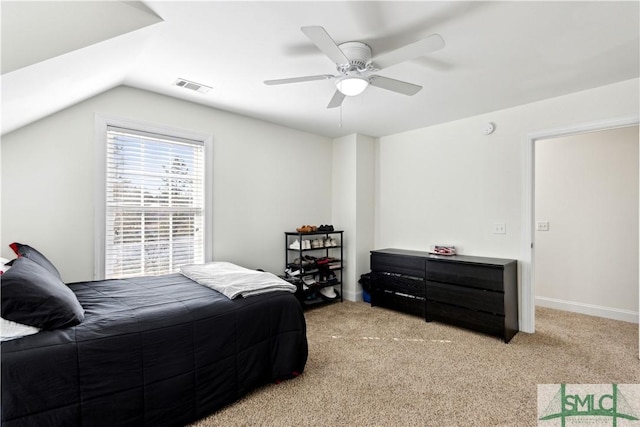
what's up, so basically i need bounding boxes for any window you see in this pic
[95,117,211,279]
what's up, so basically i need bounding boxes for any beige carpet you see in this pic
[190,302,639,426]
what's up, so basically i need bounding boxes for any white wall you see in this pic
[1,86,333,282]
[376,78,639,327]
[355,134,375,299]
[332,134,357,299]
[332,133,375,301]
[535,126,639,320]
[3,78,639,325]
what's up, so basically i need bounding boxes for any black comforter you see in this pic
[1,273,308,426]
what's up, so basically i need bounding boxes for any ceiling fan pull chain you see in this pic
[339,104,343,128]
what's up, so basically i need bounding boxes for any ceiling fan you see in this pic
[264,26,445,109]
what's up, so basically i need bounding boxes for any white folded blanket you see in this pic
[180,261,297,299]
[1,317,41,341]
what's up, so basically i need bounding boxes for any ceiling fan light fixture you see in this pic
[336,76,369,96]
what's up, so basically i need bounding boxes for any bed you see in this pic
[1,245,308,427]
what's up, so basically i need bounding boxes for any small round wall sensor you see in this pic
[483,122,495,135]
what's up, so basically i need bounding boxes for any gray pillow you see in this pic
[1,257,84,330]
[9,242,62,280]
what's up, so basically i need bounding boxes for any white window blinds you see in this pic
[105,126,205,279]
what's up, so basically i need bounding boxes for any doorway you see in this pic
[520,116,640,335]
[535,126,638,321]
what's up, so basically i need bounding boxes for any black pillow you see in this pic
[9,242,62,280]
[1,257,84,330]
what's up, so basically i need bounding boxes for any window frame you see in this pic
[94,115,213,280]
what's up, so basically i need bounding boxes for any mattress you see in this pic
[1,273,308,426]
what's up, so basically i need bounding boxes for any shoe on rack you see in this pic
[319,286,338,300]
[289,239,301,250]
[327,271,338,284]
[303,240,311,250]
[285,268,300,277]
[291,258,310,267]
[330,238,338,247]
[302,275,316,287]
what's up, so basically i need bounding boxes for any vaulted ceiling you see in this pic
[2,1,639,138]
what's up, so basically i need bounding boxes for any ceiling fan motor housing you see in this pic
[338,42,372,72]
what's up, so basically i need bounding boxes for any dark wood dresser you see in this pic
[370,249,427,317]
[370,248,519,343]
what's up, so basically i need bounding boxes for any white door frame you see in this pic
[520,115,639,333]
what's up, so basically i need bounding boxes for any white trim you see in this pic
[203,135,214,264]
[522,115,639,333]
[94,115,108,280]
[520,134,535,333]
[344,289,362,302]
[536,297,639,324]
[94,114,213,280]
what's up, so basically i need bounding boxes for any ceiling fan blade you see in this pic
[301,26,350,65]
[264,74,334,85]
[373,34,445,70]
[327,90,346,109]
[369,75,422,96]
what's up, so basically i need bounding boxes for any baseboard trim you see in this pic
[343,289,361,302]
[535,296,639,324]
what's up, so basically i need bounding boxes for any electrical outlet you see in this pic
[493,223,506,234]
[536,221,549,231]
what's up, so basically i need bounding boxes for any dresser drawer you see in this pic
[426,301,504,338]
[426,281,504,315]
[426,260,504,291]
[371,289,425,317]
[372,271,425,297]
[371,253,425,278]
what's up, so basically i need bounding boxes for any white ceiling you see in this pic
[2,1,639,138]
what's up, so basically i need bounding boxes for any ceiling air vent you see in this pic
[173,78,211,94]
